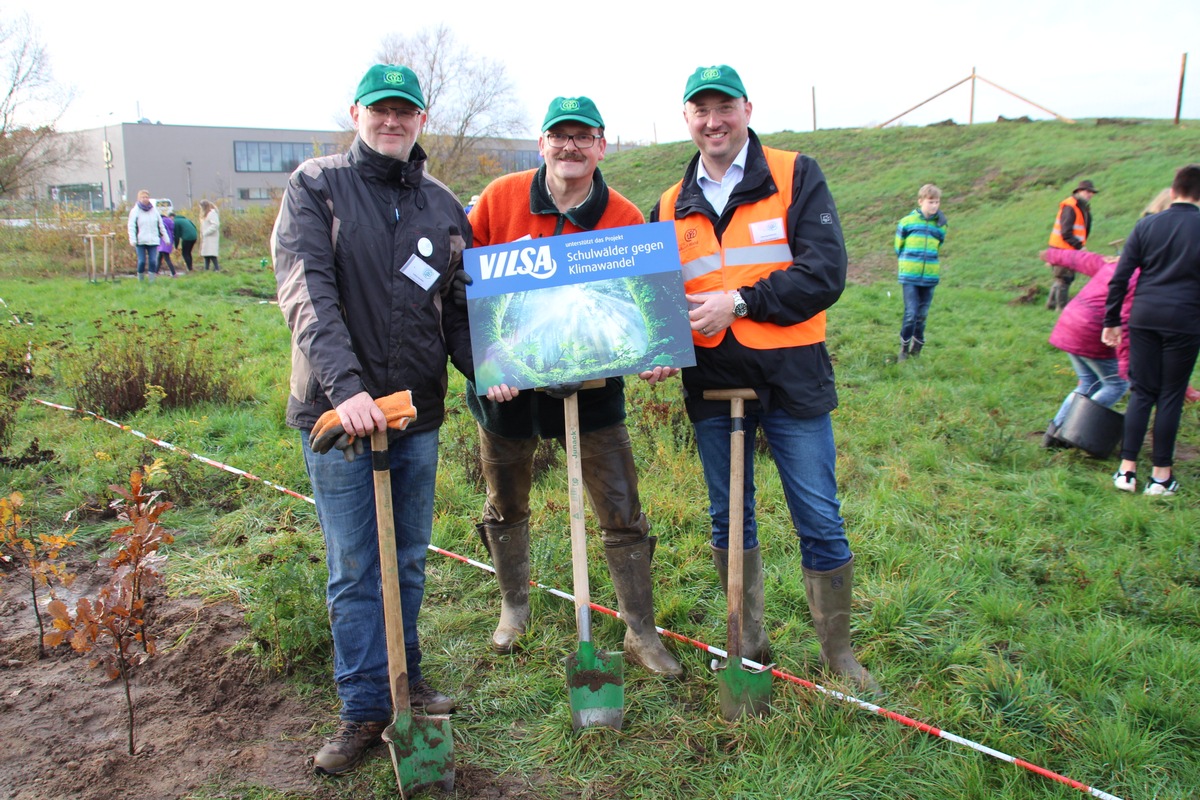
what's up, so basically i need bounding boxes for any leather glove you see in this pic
[442,226,472,307]
[544,382,583,400]
[309,391,418,461]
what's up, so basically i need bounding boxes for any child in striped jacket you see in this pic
[895,183,948,361]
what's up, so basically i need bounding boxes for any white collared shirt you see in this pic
[697,140,750,216]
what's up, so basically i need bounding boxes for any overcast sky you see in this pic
[9,0,1198,143]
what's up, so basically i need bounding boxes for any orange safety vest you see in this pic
[1048,196,1088,249]
[660,147,826,350]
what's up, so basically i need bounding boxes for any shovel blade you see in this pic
[715,660,773,720]
[565,641,624,730]
[383,711,455,798]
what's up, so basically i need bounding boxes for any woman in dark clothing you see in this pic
[1104,164,1200,496]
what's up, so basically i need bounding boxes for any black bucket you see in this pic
[1056,393,1124,458]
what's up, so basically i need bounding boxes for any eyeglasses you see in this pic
[363,104,423,121]
[544,132,600,149]
[688,103,742,121]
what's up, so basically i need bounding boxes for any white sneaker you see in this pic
[1144,476,1179,496]
[1112,470,1137,492]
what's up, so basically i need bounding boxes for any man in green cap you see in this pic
[273,64,474,775]
[650,65,879,694]
[461,95,684,678]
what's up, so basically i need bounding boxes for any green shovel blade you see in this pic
[565,640,625,730]
[716,660,773,720]
[383,711,455,797]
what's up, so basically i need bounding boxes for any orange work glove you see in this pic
[309,391,418,461]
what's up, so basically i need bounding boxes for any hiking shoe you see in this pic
[1144,476,1179,496]
[312,719,386,775]
[1112,470,1137,492]
[409,678,455,714]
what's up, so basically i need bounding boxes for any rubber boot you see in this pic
[802,556,879,694]
[908,339,924,358]
[897,338,911,362]
[478,520,530,654]
[711,544,771,664]
[605,537,684,678]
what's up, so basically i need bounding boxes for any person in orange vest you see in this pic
[649,65,878,694]
[1046,179,1099,310]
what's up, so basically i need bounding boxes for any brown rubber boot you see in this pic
[897,338,911,362]
[312,719,387,775]
[802,555,879,694]
[605,537,684,678]
[479,520,530,654]
[711,544,771,664]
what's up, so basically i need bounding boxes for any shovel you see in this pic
[370,429,454,796]
[703,389,773,720]
[561,381,624,730]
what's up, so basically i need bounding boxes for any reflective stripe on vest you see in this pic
[661,147,826,350]
[1048,196,1088,249]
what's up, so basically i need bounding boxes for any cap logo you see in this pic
[701,68,722,81]
[561,99,580,111]
[385,71,405,85]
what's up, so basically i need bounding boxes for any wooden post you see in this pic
[969,67,976,124]
[1176,53,1188,125]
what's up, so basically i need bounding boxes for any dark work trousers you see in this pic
[1121,327,1200,468]
[180,240,196,271]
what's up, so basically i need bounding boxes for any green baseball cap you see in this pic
[542,96,604,131]
[355,64,426,110]
[683,65,748,102]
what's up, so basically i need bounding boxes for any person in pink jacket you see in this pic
[1040,247,1132,446]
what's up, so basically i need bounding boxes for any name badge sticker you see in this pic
[749,218,786,244]
[401,254,440,291]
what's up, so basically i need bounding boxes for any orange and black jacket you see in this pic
[1049,195,1091,250]
[651,131,847,423]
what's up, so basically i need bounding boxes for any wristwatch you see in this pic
[730,290,749,318]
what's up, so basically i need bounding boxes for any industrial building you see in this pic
[46,121,542,212]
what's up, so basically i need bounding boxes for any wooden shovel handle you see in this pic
[371,429,410,712]
[565,391,592,645]
[702,389,756,663]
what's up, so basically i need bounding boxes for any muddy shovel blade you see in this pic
[566,639,625,730]
[383,712,455,798]
[715,659,773,720]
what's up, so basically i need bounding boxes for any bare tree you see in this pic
[0,13,77,199]
[376,25,526,190]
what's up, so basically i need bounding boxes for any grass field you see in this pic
[1,117,1198,799]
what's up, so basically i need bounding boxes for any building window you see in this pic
[238,188,277,200]
[234,141,336,172]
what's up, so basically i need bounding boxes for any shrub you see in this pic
[58,309,240,417]
[0,321,34,451]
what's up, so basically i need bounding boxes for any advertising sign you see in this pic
[464,221,695,393]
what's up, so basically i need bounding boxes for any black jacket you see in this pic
[1105,202,1200,335]
[651,131,847,422]
[273,136,473,432]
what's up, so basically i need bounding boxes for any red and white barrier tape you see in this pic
[32,396,1124,800]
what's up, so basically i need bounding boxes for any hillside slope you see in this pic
[601,118,1200,290]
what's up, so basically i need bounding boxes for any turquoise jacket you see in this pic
[895,208,947,286]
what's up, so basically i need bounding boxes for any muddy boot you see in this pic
[711,544,771,664]
[802,556,879,694]
[897,338,911,362]
[478,520,530,654]
[605,537,684,678]
[908,339,924,358]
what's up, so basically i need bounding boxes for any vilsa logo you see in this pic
[477,244,557,281]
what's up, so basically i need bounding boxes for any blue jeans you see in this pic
[900,283,936,342]
[693,408,851,572]
[301,427,439,722]
[135,244,159,276]
[1052,353,1128,427]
